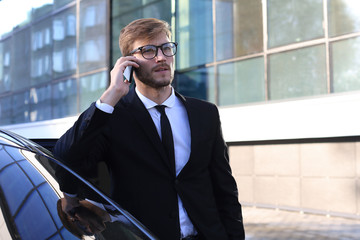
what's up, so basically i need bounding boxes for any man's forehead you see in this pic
[132,35,170,49]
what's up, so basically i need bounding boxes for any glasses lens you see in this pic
[141,45,157,59]
[162,43,176,57]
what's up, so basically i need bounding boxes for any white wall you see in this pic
[2,116,78,139]
[220,91,360,142]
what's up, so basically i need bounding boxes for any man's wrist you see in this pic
[96,99,114,114]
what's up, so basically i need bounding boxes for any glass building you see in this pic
[1,0,360,218]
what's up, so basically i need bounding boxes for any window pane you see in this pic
[176,0,213,69]
[216,0,263,61]
[269,45,327,100]
[53,79,77,119]
[52,6,77,79]
[30,85,52,122]
[12,91,30,124]
[31,19,53,86]
[15,190,57,240]
[328,0,360,37]
[0,163,33,215]
[331,37,360,93]
[218,57,265,106]
[175,67,215,103]
[268,0,324,48]
[0,96,12,125]
[79,0,107,73]
[80,71,107,111]
[12,29,31,92]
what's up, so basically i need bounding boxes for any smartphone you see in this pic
[123,66,134,83]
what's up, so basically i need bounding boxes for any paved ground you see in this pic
[243,206,360,240]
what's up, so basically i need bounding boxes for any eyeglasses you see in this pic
[129,42,178,60]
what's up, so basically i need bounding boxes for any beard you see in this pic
[135,63,174,89]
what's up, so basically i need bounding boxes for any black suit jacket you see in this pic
[54,87,245,240]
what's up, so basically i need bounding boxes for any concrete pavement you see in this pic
[243,206,360,240]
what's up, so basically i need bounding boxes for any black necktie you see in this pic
[155,105,175,170]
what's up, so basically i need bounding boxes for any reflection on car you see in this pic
[0,129,158,240]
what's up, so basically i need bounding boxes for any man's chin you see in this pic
[138,77,172,89]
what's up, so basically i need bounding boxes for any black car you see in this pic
[0,129,158,240]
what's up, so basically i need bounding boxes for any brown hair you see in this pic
[119,18,172,56]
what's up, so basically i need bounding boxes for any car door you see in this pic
[0,129,158,240]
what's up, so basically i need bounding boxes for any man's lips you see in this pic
[153,65,169,72]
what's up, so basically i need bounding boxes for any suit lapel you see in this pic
[124,88,175,175]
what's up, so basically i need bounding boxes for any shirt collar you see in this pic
[135,87,176,110]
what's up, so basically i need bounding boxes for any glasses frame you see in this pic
[129,42,178,60]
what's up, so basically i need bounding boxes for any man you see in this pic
[54,18,245,240]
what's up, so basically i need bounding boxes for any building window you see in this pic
[215,0,263,61]
[268,45,327,100]
[267,0,324,48]
[218,57,265,106]
[331,36,360,93]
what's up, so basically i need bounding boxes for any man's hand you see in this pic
[100,56,139,107]
[61,193,81,215]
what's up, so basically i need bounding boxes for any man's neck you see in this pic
[136,82,172,105]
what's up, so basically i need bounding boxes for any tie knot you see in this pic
[155,105,166,114]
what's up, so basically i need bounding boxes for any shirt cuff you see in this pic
[96,99,114,114]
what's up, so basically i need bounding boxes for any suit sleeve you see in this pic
[53,102,112,195]
[209,106,245,240]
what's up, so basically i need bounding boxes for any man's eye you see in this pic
[142,47,155,53]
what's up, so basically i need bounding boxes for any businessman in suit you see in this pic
[54,18,245,240]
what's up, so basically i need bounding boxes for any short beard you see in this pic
[135,65,174,89]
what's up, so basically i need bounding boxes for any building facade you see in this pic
[1,0,360,218]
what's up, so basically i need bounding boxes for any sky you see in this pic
[0,0,53,36]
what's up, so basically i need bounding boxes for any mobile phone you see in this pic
[123,66,134,83]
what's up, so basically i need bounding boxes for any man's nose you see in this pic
[155,49,167,61]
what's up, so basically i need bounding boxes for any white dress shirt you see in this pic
[96,87,197,237]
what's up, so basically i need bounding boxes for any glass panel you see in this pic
[18,160,46,187]
[215,0,263,61]
[267,0,324,48]
[111,0,171,64]
[0,147,14,170]
[79,71,107,111]
[176,0,213,69]
[0,163,33,215]
[52,6,77,79]
[79,0,107,73]
[328,0,360,37]
[29,85,52,122]
[269,45,327,100]
[38,183,63,229]
[53,79,77,119]
[12,29,31,92]
[175,67,215,103]
[31,19,53,86]
[218,57,265,106]
[12,91,30,124]
[1,39,12,94]
[15,190,58,240]
[0,96,12,125]
[331,37,360,93]
[5,146,27,161]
